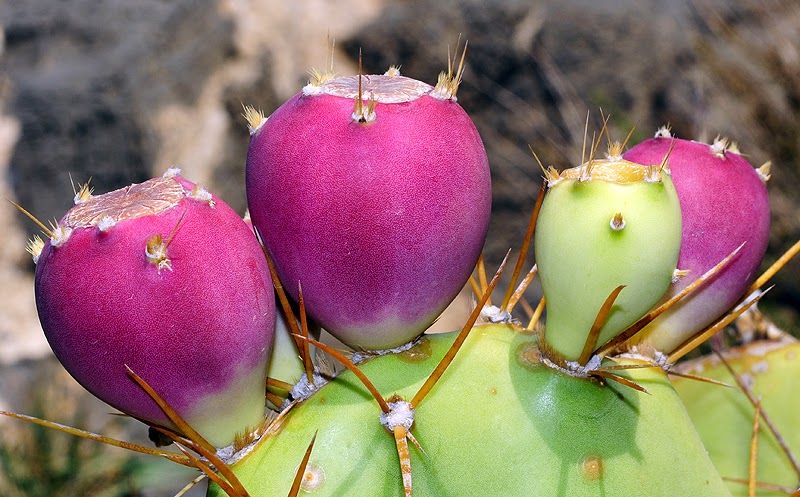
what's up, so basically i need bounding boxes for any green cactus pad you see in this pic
[534,159,682,361]
[673,340,800,497]
[209,324,728,497]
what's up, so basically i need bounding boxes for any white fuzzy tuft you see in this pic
[654,126,672,139]
[430,86,457,101]
[541,354,603,378]
[163,167,182,178]
[285,371,330,406]
[302,83,325,96]
[710,136,728,158]
[380,400,415,431]
[351,338,419,364]
[351,108,376,123]
[189,186,215,207]
[385,65,402,77]
[672,269,691,283]
[50,225,73,247]
[609,213,626,232]
[97,215,116,232]
[751,360,769,374]
[479,305,519,325]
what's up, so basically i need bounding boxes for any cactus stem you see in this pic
[394,425,414,497]
[295,335,391,413]
[174,474,207,497]
[297,283,315,384]
[748,399,761,497]
[668,288,770,363]
[595,242,745,357]
[8,199,55,239]
[712,349,800,478]
[410,250,510,409]
[526,295,546,331]
[0,409,194,467]
[577,285,626,365]
[501,180,546,311]
[288,432,318,497]
[506,264,537,314]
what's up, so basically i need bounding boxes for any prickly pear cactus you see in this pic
[5,51,797,497]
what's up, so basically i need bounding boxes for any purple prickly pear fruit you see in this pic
[246,71,491,351]
[623,131,770,352]
[33,171,275,447]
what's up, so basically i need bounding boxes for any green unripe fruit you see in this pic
[208,324,728,497]
[534,157,682,361]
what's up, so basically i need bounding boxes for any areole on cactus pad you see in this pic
[30,171,276,448]
[245,66,491,351]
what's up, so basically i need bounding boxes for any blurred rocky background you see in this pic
[1,0,799,494]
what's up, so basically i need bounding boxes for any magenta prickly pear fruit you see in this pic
[623,130,770,352]
[32,171,275,447]
[245,70,491,350]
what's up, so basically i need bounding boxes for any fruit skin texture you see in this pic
[623,137,770,352]
[208,324,731,497]
[246,76,491,350]
[35,175,275,447]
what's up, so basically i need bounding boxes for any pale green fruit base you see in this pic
[210,324,729,497]
[674,340,800,497]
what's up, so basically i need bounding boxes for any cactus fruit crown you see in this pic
[4,44,800,497]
